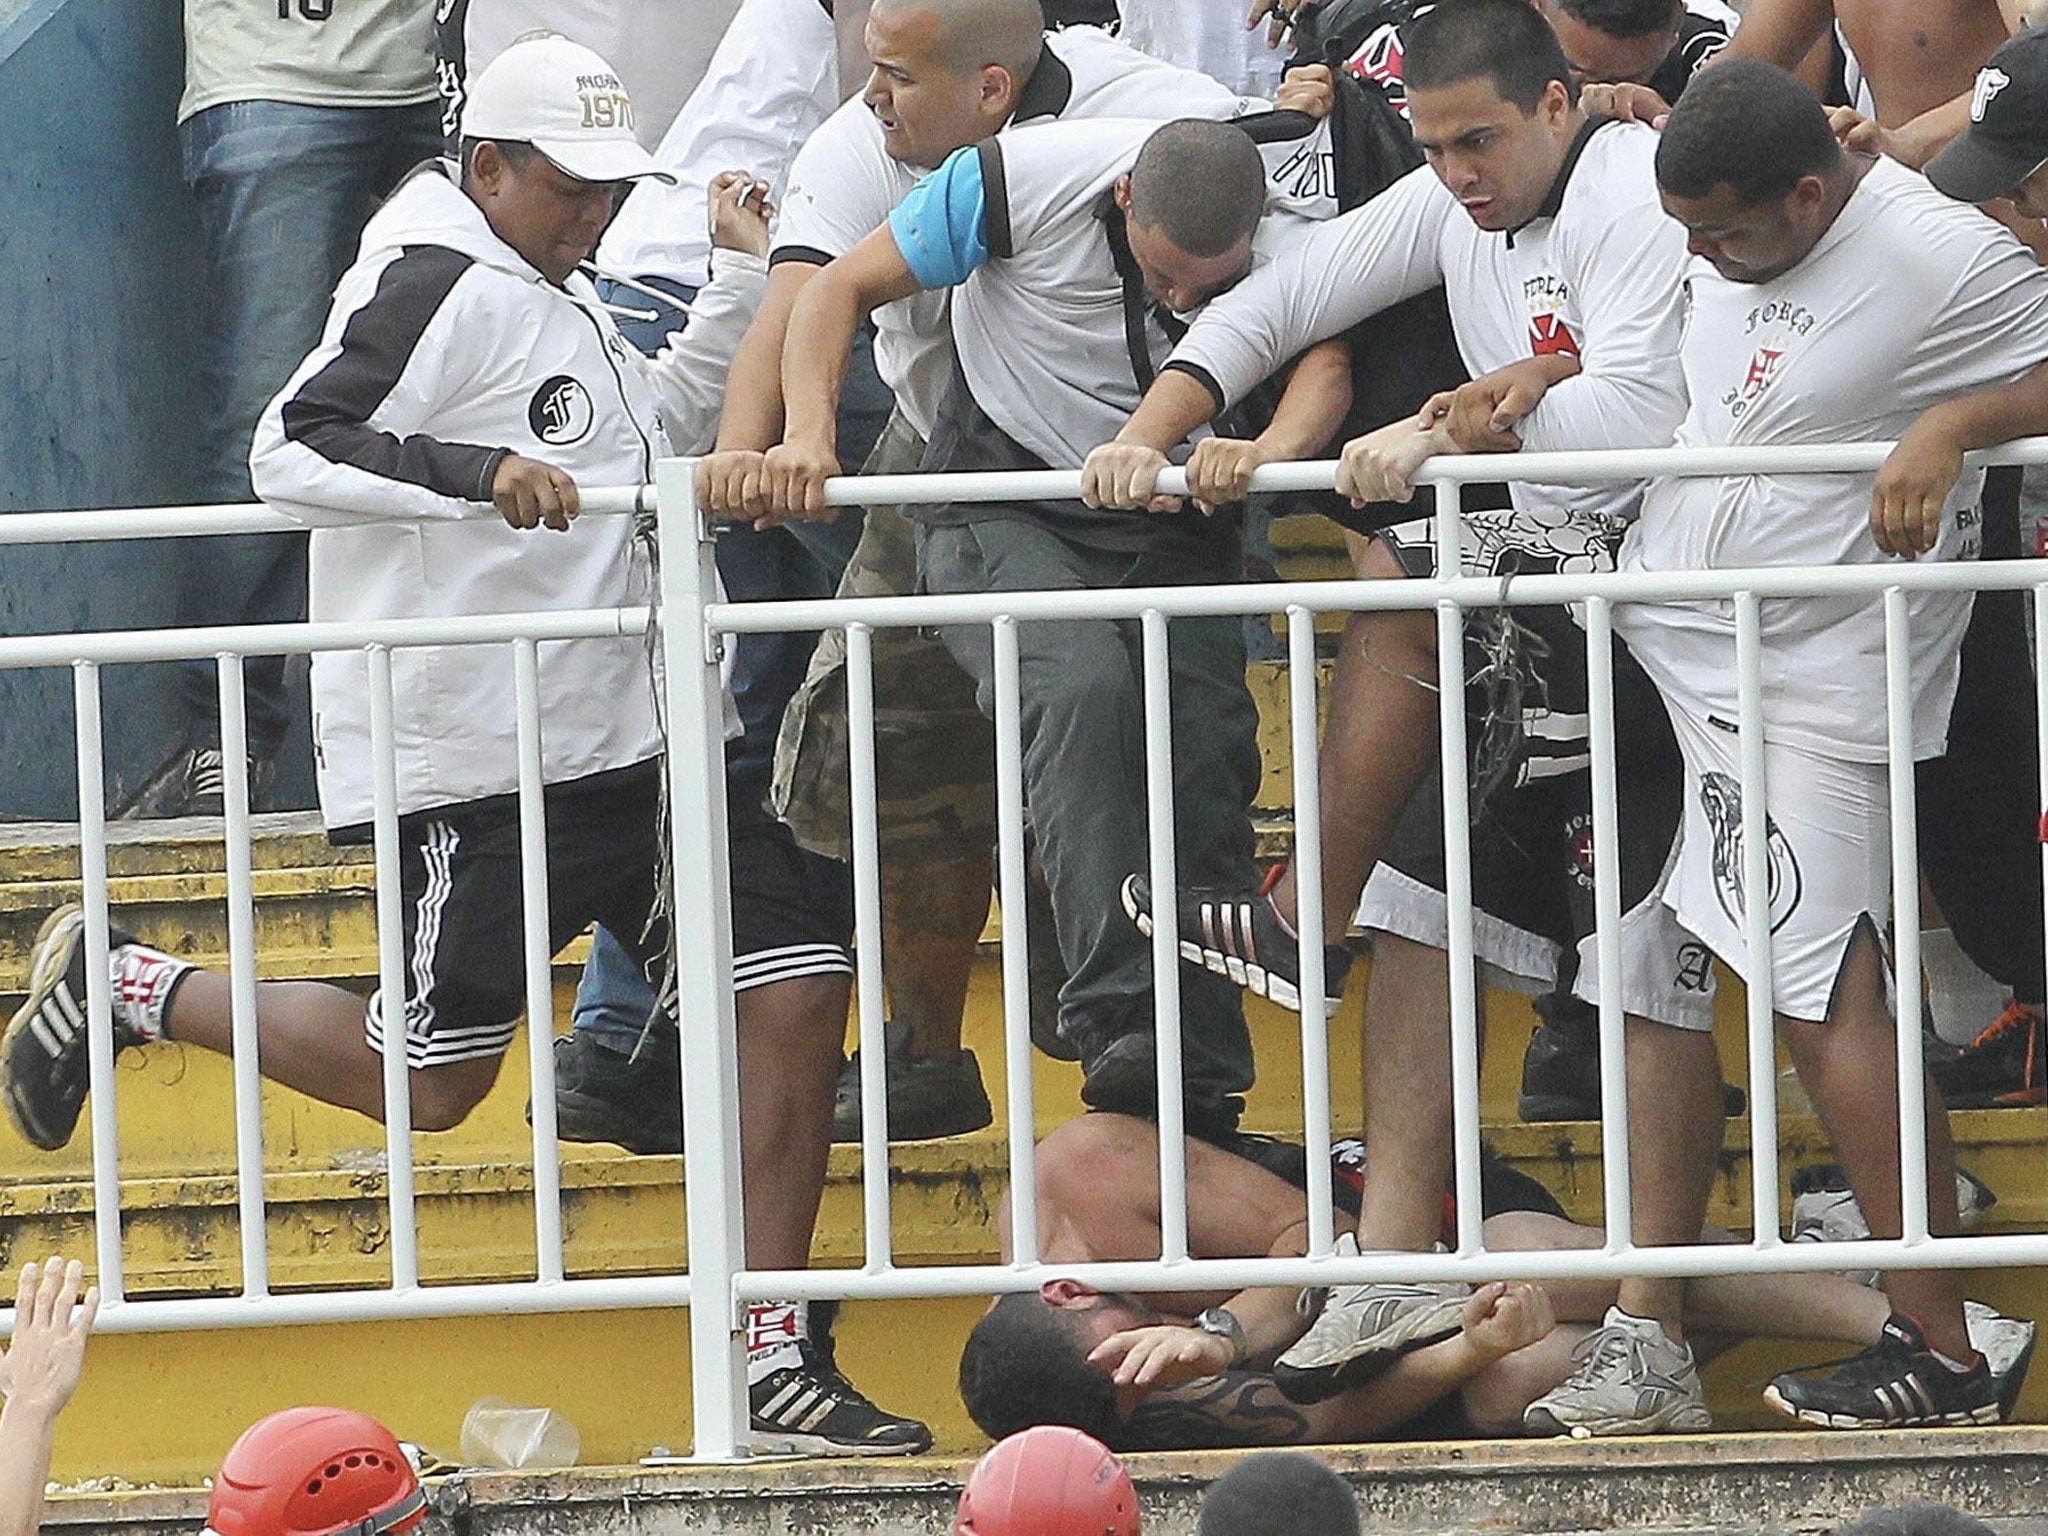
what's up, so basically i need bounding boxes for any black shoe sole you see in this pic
[552,1089,681,1155]
[2,906,91,1151]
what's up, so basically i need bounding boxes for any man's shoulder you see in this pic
[1559,122,1667,226]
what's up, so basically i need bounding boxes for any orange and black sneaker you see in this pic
[1931,1001,2047,1109]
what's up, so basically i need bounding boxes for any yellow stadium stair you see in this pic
[3,657,2047,1485]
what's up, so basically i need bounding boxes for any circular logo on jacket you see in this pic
[528,375,594,446]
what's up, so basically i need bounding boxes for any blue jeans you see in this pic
[174,98,441,755]
[568,279,889,1053]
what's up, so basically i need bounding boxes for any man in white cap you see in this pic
[1,33,932,1457]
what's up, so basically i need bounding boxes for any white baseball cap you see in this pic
[461,32,675,185]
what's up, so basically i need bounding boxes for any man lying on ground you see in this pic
[958,1113,2034,1446]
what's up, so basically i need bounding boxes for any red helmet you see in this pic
[954,1427,1140,1536]
[205,1409,425,1536]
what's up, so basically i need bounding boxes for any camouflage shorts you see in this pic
[769,413,997,864]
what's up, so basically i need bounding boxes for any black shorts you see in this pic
[362,759,854,1069]
[1358,621,1714,1029]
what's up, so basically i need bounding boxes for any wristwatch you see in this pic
[1193,1307,1249,1368]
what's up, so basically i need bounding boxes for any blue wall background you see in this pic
[0,0,314,819]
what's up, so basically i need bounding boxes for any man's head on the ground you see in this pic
[1534,0,1687,90]
[458,33,673,284]
[1114,120,1269,314]
[954,1427,1141,1536]
[1197,1454,1359,1536]
[1926,27,2048,218]
[863,0,1047,169]
[1654,59,1847,284]
[1403,0,1582,232]
[204,1407,425,1536]
[958,1283,1162,1444]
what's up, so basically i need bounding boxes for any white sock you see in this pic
[744,1301,808,1385]
[111,944,192,1042]
[1922,928,2007,1048]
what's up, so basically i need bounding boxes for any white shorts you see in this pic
[1661,706,1892,1023]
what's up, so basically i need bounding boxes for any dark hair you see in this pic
[1655,59,1841,204]
[1835,1506,1998,1536]
[1552,0,1683,40]
[1199,1454,1361,1536]
[958,1293,1122,1445]
[1128,120,1267,258]
[458,136,541,189]
[1404,0,1573,113]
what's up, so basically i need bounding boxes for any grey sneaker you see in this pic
[1965,1301,2037,1419]
[1523,1306,1712,1437]
[1273,1271,1471,1403]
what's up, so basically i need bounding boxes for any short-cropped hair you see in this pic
[1128,120,1268,258]
[1835,1504,1998,1536]
[1656,58,1841,205]
[959,1293,1123,1446]
[1199,1453,1360,1536]
[1405,0,1573,113]
[1553,0,1684,40]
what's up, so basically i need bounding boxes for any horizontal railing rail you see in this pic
[4,434,2046,1460]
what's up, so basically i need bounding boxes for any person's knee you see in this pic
[738,974,852,1057]
[408,1057,501,1131]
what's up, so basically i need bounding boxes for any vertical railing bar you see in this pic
[655,460,748,1460]
[1583,598,1632,1255]
[1140,608,1189,1265]
[2035,584,2048,1090]
[513,639,565,1284]
[366,645,420,1290]
[845,621,893,1270]
[216,653,269,1298]
[72,661,124,1300]
[1434,483,1483,1256]
[993,616,1039,1266]
[1285,605,1335,1258]
[1884,589,1930,1245]
[1734,594,1781,1247]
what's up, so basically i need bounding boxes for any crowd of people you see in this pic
[9,0,2048,1465]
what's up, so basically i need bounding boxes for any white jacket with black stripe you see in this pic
[251,161,762,831]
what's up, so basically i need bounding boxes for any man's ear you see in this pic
[1113,174,1134,214]
[1041,1279,1098,1308]
[469,140,504,193]
[1541,76,1573,126]
[980,63,1018,116]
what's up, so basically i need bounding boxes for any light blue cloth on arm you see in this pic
[887,144,990,289]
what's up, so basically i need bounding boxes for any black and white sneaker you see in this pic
[1121,872,1350,1017]
[1763,1315,2006,1429]
[113,745,275,819]
[2,905,148,1150]
[748,1340,933,1457]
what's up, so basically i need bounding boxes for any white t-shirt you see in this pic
[1169,119,1691,535]
[432,0,741,150]
[1117,0,1286,99]
[181,0,436,121]
[773,25,1263,435]
[889,117,1325,472]
[594,0,840,292]
[1616,157,2048,764]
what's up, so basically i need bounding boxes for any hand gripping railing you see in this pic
[5,439,2048,1462]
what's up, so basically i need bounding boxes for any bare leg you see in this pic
[1269,535,1440,942]
[739,974,852,1269]
[163,970,501,1130]
[1355,932,1471,1252]
[1779,926,1971,1359]
[1613,1019,1726,1345]
[880,847,990,1059]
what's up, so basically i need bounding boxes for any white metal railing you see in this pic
[1,443,2045,1459]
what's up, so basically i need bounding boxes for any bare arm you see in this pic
[0,1261,98,1536]
[1872,356,2048,556]
[1080,369,1229,510]
[1718,0,1837,70]
[1183,338,1356,511]
[696,261,816,524]
[763,227,922,519]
